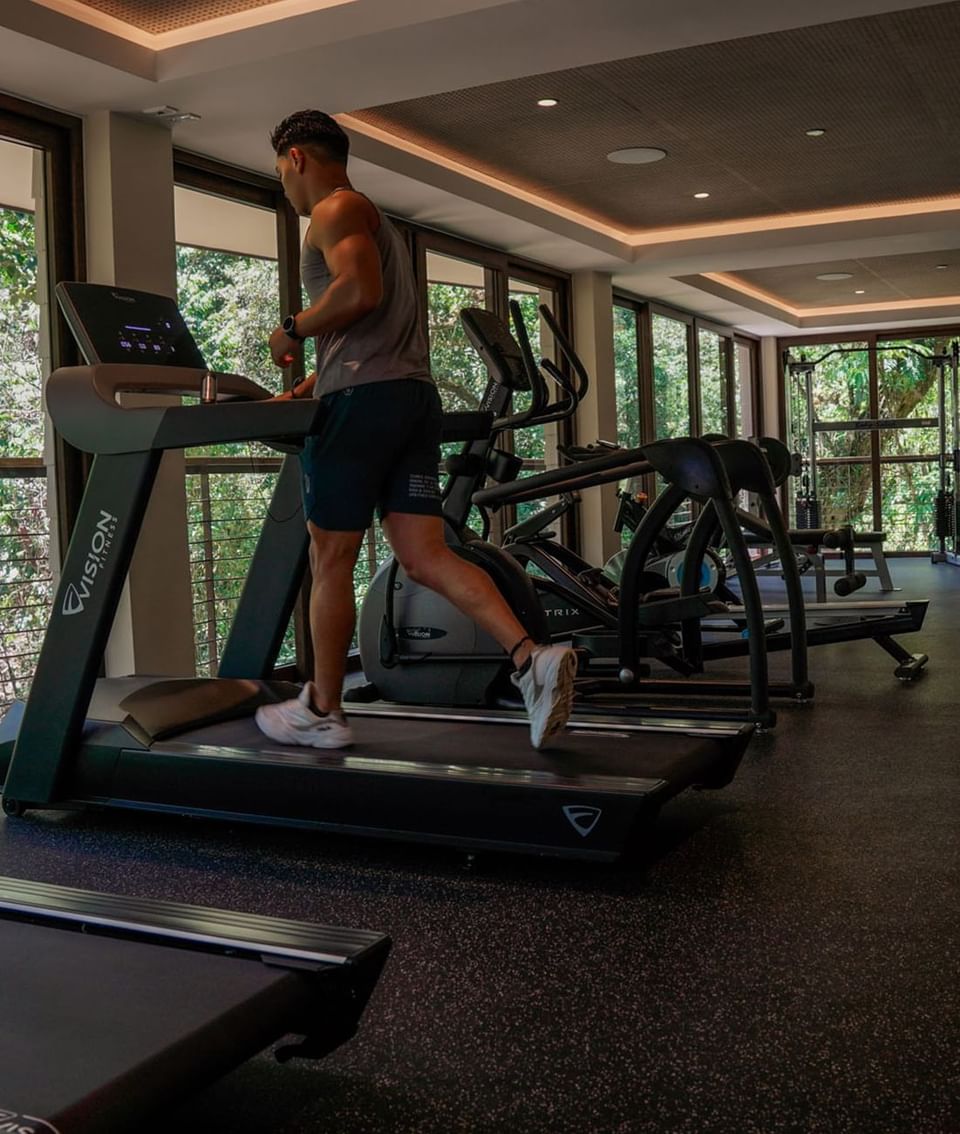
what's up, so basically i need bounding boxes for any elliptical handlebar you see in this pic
[506,300,580,428]
[538,302,590,404]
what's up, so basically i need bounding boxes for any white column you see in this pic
[83,111,195,677]
[759,336,782,438]
[571,271,619,567]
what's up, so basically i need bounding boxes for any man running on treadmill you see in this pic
[255,109,576,750]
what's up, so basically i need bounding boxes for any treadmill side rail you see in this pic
[0,875,389,968]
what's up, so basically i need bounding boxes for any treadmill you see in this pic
[0,283,753,862]
[0,875,389,1133]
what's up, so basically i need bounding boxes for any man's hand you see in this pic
[266,371,317,402]
[269,325,303,368]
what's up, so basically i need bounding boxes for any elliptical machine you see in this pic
[352,303,787,726]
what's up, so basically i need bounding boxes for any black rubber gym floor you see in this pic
[1,560,957,1134]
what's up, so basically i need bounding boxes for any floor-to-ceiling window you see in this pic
[783,330,956,551]
[0,99,83,714]
[173,157,300,674]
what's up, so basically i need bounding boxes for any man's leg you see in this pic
[255,522,364,748]
[306,522,366,713]
[382,512,576,747]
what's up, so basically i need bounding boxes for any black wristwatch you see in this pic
[281,314,303,342]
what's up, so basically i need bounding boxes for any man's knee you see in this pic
[308,526,364,575]
[397,543,452,588]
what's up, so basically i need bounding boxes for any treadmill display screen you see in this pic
[56,281,207,368]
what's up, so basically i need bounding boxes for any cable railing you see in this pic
[0,469,52,714]
[185,462,290,675]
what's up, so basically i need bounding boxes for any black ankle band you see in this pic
[509,635,533,665]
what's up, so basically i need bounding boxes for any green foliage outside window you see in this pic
[0,207,51,710]
[698,328,727,437]
[613,305,640,450]
[176,245,294,673]
[652,313,691,440]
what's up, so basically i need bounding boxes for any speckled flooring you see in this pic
[1,560,957,1133]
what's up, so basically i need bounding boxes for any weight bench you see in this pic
[750,528,896,601]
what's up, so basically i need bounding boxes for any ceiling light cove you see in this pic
[606,147,668,164]
[816,272,854,281]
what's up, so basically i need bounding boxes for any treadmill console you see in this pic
[56,281,207,368]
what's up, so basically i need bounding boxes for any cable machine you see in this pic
[783,341,959,565]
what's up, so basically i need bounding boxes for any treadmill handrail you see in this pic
[46,363,325,454]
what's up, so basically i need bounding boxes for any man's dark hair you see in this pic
[270,110,350,163]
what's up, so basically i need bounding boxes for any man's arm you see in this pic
[269,192,382,367]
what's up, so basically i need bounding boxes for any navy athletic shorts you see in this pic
[299,379,444,531]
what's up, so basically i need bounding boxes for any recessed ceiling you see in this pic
[4,0,960,334]
[732,253,959,307]
[40,0,286,34]
[350,2,960,233]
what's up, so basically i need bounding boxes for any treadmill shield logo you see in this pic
[562,804,602,838]
[62,583,85,616]
[0,1108,62,1133]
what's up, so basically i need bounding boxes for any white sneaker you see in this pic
[255,683,354,749]
[511,644,577,749]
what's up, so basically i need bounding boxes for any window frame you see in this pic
[0,93,86,557]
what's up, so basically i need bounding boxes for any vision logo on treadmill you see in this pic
[0,1109,63,1134]
[60,509,118,616]
[562,804,602,838]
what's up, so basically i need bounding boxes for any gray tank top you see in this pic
[301,191,432,396]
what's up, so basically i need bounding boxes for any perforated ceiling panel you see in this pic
[351,1,960,231]
[70,0,283,33]
[732,253,960,308]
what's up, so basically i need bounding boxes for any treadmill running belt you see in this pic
[0,920,305,1130]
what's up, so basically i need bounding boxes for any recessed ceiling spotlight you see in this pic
[935,263,948,269]
[693,191,710,199]
[816,272,853,281]
[606,147,668,164]
[855,289,866,294]
[537,98,558,107]
[806,128,827,137]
